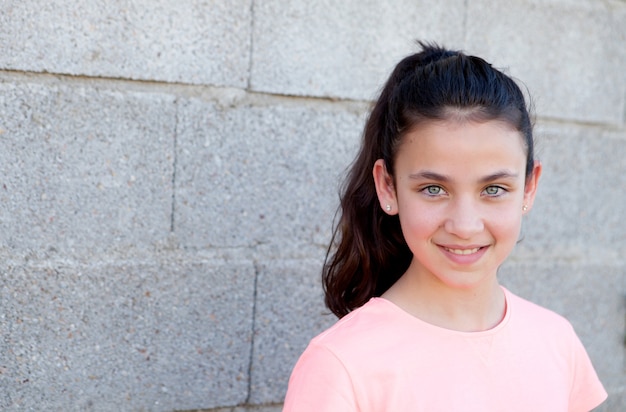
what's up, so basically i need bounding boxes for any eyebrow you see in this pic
[408,170,519,183]
[408,171,451,182]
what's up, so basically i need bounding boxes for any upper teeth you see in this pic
[446,247,480,255]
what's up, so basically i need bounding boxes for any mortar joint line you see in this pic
[170,100,179,233]
[245,261,260,404]
[246,0,256,91]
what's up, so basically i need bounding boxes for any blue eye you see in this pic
[422,185,446,196]
[483,186,504,196]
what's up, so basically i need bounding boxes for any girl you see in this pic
[283,43,607,411]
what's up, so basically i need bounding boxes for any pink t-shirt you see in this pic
[284,288,607,411]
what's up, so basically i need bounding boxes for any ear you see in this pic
[522,160,542,213]
[373,159,398,215]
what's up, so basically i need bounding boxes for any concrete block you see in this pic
[579,129,626,254]
[251,0,465,100]
[499,260,626,401]
[511,124,626,260]
[466,0,626,125]
[513,125,585,258]
[248,259,336,404]
[0,1,252,87]
[174,95,364,254]
[207,406,283,412]
[0,258,255,411]
[232,406,282,412]
[597,390,626,412]
[233,407,283,412]
[0,80,175,259]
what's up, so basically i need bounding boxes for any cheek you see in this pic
[488,207,523,240]
[397,204,442,239]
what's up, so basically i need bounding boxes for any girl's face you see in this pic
[374,119,541,290]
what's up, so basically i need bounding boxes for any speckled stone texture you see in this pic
[251,0,465,100]
[0,80,175,258]
[1,259,255,411]
[0,1,252,87]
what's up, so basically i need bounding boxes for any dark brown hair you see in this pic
[323,42,535,318]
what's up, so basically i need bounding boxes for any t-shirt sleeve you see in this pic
[567,328,608,412]
[283,342,358,412]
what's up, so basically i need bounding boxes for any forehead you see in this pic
[396,120,527,172]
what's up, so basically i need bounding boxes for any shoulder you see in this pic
[284,298,404,411]
[505,287,575,332]
[296,297,411,367]
[505,289,609,410]
[503,288,586,355]
[311,297,407,347]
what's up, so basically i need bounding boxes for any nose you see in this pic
[443,198,484,239]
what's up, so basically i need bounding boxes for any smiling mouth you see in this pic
[443,247,482,255]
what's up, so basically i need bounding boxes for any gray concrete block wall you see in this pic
[466,0,626,125]
[2,260,255,410]
[0,80,176,258]
[0,1,624,411]
[0,1,253,87]
[250,0,465,99]
[174,96,364,252]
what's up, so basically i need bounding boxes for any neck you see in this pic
[382,263,506,332]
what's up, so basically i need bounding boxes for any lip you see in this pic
[438,244,488,265]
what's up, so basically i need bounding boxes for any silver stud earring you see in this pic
[522,205,528,212]
[385,204,392,212]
